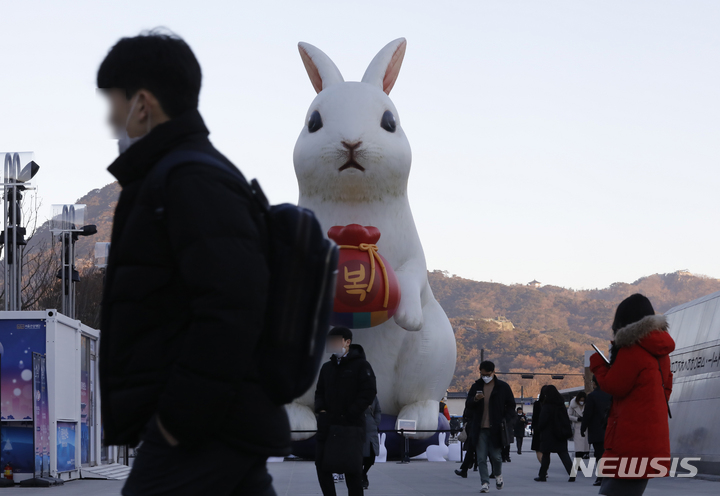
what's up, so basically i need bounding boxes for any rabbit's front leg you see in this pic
[284,401,317,441]
[392,258,425,331]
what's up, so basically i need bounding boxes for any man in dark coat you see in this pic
[315,329,377,496]
[465,361,516,493]
[581,376,612,486]
[513,407,528,455]
[97,32,288,496]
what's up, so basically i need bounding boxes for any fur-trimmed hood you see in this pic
[613,314,675,357]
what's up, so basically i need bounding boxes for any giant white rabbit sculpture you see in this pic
[286,38,457,440]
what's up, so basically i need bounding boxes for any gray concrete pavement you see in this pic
[269,451,719,496]
[0,448,716,495]
[0,480,124,495]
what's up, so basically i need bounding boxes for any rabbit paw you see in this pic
[396,400,440,439]
[394,295,424,331]
[284,402,316,441]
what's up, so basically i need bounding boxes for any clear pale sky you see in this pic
[1,1,719,290]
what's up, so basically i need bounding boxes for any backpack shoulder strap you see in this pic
[145,150,269,221]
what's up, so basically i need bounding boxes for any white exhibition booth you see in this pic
[0,310,122,482]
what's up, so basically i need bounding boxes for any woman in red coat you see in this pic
[590,294,674,496]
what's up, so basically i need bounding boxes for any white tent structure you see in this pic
[665,293,720,476]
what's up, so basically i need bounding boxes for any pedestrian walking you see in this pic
[581,376,612,486]
[97,31,289,496]
[465,361,516,493]
[534,385,575,483]
[315,329,377,496]
[362,396,381,490]
[568,392,590,459]
[454,407,478,478]
[531,385,549,464]
[590,294,674,496]
[513,407,528,455]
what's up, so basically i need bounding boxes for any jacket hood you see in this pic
[613,314,675,357]
[349,343,366,359]
[568,396,584,410]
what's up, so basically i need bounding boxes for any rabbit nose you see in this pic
[341,140,363,151]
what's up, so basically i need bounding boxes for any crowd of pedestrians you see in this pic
[448,294,674,496]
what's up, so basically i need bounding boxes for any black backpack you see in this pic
[147,150,339,406]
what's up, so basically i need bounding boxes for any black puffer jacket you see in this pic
[314,344,377,439]
[99,109,290,455]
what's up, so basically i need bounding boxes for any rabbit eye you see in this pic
[308,110,323,133]
[381,110,396,133]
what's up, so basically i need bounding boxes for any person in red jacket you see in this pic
[589,294,674,496]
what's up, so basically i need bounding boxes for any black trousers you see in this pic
[515,436,524,452]
[315,439,363,496]
[362,456,374,477]
[502,444,511,460]
[593,442,605,479]
[460,442,477,472]
[539,450,573,478]
[123,416,275,496]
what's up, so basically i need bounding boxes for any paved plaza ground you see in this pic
[268,453,719,496]
[2,447,716,495]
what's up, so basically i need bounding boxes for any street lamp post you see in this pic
[50,204,96,318]
[1,152,39,311]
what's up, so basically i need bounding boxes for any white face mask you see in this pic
[116,95,150,154]
[327,341,346,357]
[329,346,346,358]
[482,375,493,384]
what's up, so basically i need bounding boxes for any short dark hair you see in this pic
[328,326,352,341]
[479,360,495,372]
[97,29,201,118]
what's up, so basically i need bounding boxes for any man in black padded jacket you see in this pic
[97,31,287,496]
[315,327,377,496]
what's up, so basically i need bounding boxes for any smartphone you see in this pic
[592,343,610,365]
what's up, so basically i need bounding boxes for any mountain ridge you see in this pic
[25,182,720,397]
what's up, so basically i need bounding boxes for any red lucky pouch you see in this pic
[327,224,401,328]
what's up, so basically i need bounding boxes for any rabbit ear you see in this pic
[361,38,407,95]
[298,42,344,94]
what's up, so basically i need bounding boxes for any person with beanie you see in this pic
[589,294,675,496]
